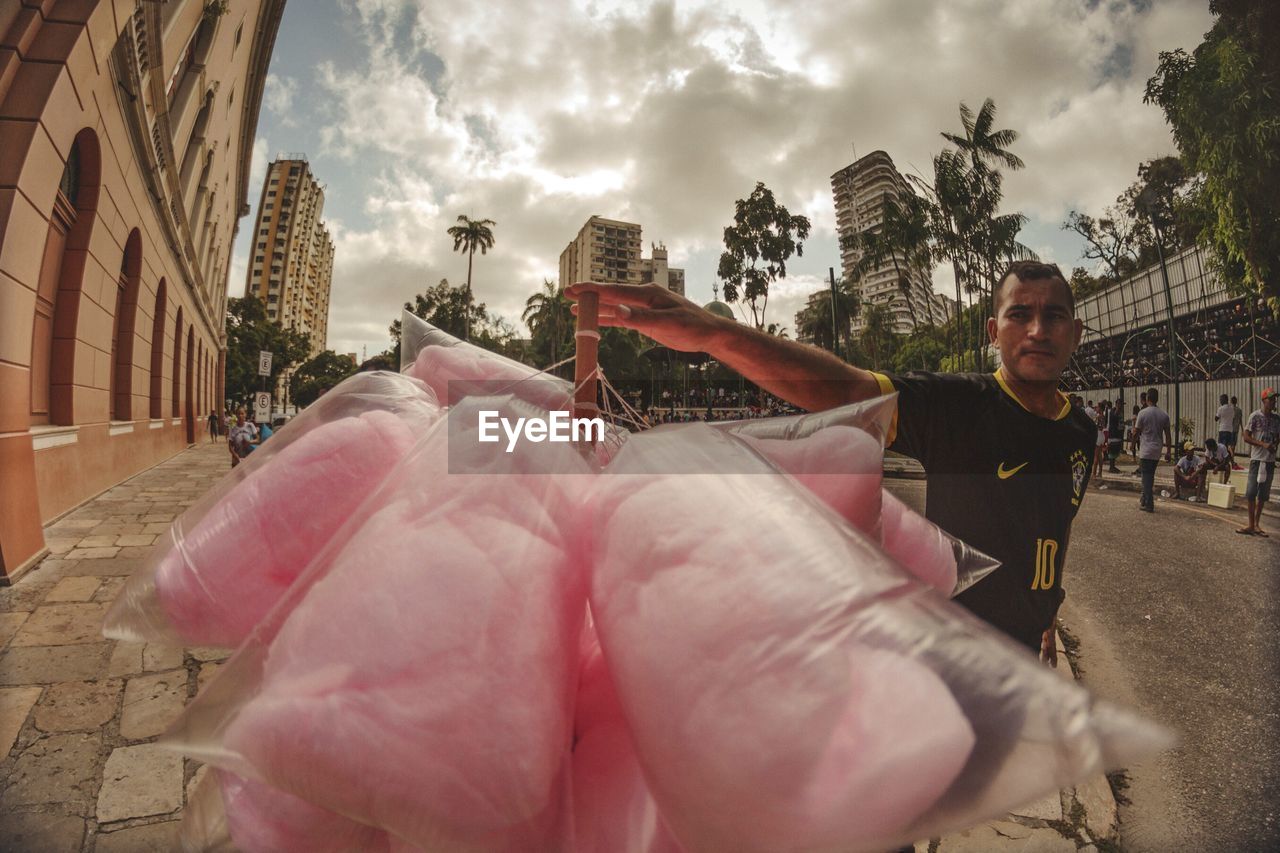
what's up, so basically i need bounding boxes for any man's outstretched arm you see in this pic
[566,282,882,412]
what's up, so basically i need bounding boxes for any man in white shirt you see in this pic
[1173,441,1206,501]
[1134,388,1172,512]
[1238,388,1279,536]
[1215,394,1235,455]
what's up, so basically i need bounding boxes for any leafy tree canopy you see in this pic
[1146,0,1280,307]
[224,296,310,410]
[289,350,357,408]
[388,278,514,363]
[717,182,811,330]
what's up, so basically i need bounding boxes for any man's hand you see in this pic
[565,282,728,353]
[1040,628,1058,668]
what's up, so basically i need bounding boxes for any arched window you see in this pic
[31,129,101,425]
[185,326,196,443]
[111,230,142,421]
[171,308,184,418]
[149,279,167,418]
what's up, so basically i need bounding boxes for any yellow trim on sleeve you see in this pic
[870,371,899,446]
[994,367,1071,421]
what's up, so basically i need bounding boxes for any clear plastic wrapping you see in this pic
[165,395,591,851]
[582,421,1170,852]
[103,371,442,648]
[152,334,1165,852]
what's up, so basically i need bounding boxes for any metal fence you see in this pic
[1072,374,1279,445]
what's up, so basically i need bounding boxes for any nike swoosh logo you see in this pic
[997,461,1030,479]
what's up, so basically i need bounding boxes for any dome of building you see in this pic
[703,300,735,320]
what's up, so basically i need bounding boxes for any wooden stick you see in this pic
[574,291,601,422]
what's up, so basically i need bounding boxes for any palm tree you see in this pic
[446,215,496,341]
[522,279,572,374]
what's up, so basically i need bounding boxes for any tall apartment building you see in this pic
[0,0,284,580]
[246,157,334,357]
[832,150,945,335]
[558,216,684,295]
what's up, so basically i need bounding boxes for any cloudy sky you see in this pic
[228,0,1214,358]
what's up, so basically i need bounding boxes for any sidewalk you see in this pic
[0,440,229,852]
[1,441,1123,851]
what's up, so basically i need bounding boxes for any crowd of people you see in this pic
[1068,387,1278,532]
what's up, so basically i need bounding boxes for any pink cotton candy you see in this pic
[218,771,396,853]
[573,630,685,853]
[150,408,426,646]
[218,405,587,851]
[739,425,883,536]
[879,490,958,595]
[406,341,573,411]
[586,424,975,853]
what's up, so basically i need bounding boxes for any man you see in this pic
[1215,394,1234,454]
[1237,387,1279,537]
[227,408,258,468]
[569,259,1096,666]
[1172,441,1205,501]
[1229,395,1244,469]
[1133,388,1172,512]
[1203,437,1232,485]
[1106,398,1124,473]
[207,409,219,444]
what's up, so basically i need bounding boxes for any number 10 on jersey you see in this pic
[1031,538,1059,590]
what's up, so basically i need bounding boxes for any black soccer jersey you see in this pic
[872,369,1098,648]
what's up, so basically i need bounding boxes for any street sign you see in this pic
[254,392,271,423]
[258,351,273,376]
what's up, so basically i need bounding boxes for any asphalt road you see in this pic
[886,479,1280,853]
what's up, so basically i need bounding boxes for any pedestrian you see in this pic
[1106,398,1123,473]
[1132,387,1172,513]
[227,407,258,468]
[1172,441,1205,501]
[1229,395,1244,469]
[1236,387,1279,537]
[1215,393,1233,452]
[1127,403,1142,463]
[207,409,219,444]
[569,259,1096,668]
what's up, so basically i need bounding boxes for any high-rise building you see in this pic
[245,157,334,357]
[832,150,945,335]
[558,216,684,294]
[0,1,284,581]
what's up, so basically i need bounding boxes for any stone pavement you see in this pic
[0,440,229,852]
[1,440,1125,851]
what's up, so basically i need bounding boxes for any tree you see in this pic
[1062,208,1147,281]
[893,327,948,373]
[1146,1,1280,306]
[224,296,310,409]
[388,278,507,363]
[522,279,574,377]
[446,215,497,340]
[717,182,811,329]
[289,351,357,408]
[795,283,857,354]
[858,303,900,371]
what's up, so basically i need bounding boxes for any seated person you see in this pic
[1173,441,1206,500]
[1203,437,1232,485]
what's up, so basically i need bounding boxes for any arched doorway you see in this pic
[149,279,167,418]
[111,229,142,421]
[30,128,101,425]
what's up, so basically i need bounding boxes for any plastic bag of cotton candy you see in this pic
[575,419,1172,853]
[103,371,444,649]
[166,394,593,852]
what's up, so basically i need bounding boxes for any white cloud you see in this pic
[304,0,1212,358]
[263,75,298,126]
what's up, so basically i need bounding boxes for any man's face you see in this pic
[988,275,1083,384]
[1265,395,1276,414]
[236,413,246,425]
